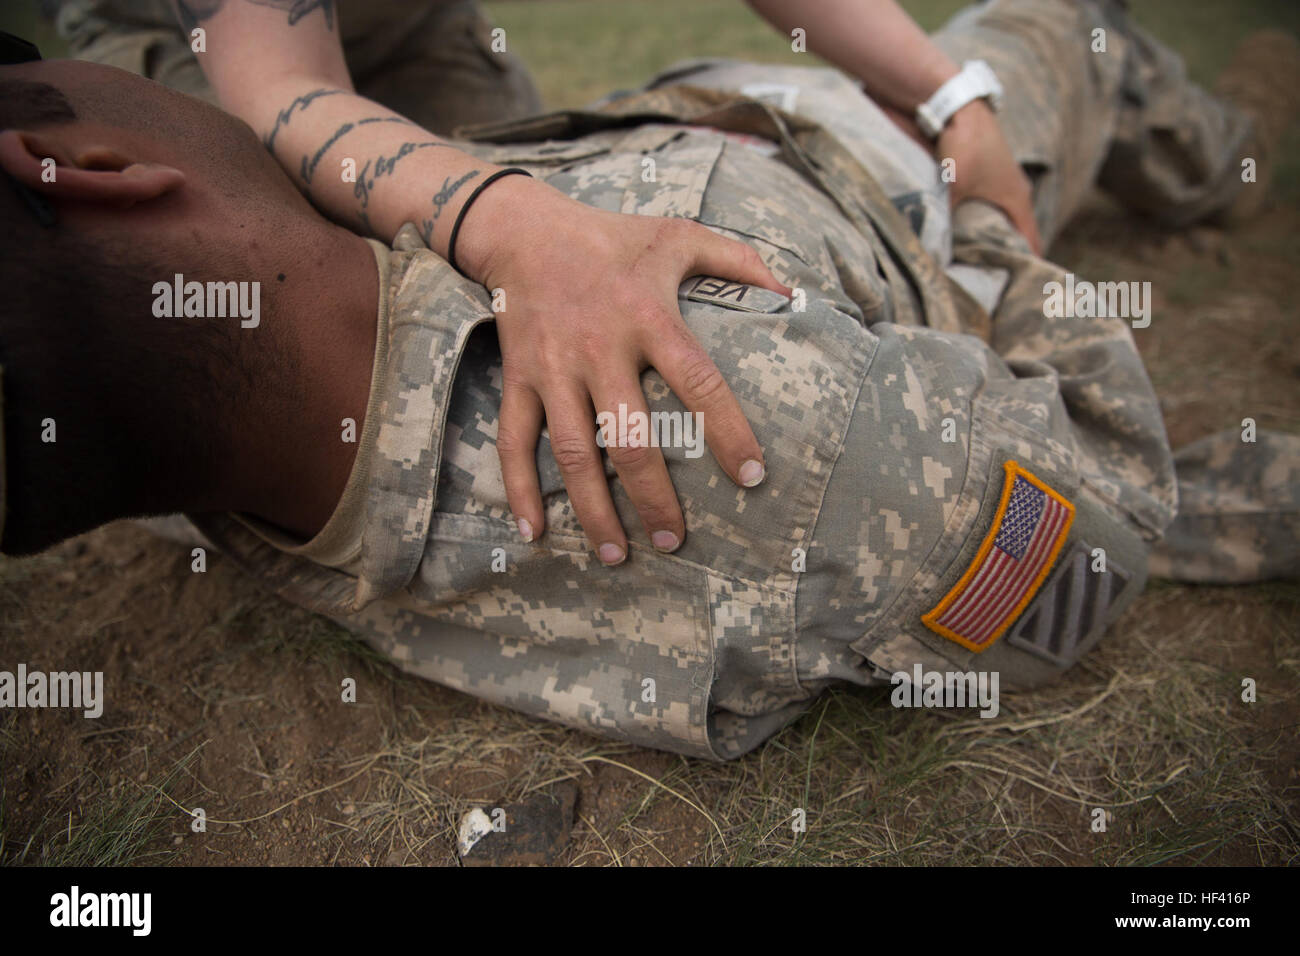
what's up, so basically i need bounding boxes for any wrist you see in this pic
[450,170,544,284]
[912,62,961,112]
[915,59,1003,140]
[942,98,997,136]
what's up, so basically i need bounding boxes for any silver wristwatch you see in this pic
[915,60,1004,140]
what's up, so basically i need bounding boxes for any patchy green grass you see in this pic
[0,2,67,57]
[1,726,199,867]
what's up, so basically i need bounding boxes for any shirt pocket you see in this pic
[539,127,727,217]
[618,129,726,219]
[464,138,614,174]
[692,141,890,324]
[394,511,721,759]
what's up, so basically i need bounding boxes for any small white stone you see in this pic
[457,807,495,858]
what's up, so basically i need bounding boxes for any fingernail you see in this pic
[516,517,533,543]
[651,530,680,552]
[598,542,626,565]
[739,459,765,487]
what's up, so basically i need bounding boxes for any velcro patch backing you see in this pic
[922,461,1075,653]
[1004,540,1130,666]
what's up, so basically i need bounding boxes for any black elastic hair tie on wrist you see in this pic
[446,167,533,277]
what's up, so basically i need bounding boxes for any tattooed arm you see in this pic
[174,0,793,566]
[175,0,492,255]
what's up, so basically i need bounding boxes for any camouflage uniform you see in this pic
[51,0,543,133]
[175,0,1284,758]
[1148,430,1300,584]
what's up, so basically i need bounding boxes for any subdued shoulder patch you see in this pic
[922,461,1075,653]
[1004,540,1131,666]
[678,275,789,313]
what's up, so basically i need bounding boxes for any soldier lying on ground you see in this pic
[50,0,1048,567]
[1,0,1297,759]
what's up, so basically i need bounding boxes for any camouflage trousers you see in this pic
[934,0,1255,242]
[52,0,543,134]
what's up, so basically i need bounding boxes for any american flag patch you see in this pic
[922,462,1075,653]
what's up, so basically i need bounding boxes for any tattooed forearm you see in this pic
[431,171,480,221]
[297,116,417,184]
[300,121,353,183]
[419,170,481,245]
[352,141,449,209]
[263,87,343,152]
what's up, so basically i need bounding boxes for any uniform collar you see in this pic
[188,224,493,613]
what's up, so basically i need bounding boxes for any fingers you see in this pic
[650,321,766,491]
[497,377,546,543]
[500,374,687,559]
[949,162,1043,257]
[490,215,784,564]
[544,386,629,566]
[653,224,772,490]
[1009,168,1044,255]
[593,377,686,554]
[682,223,792,297]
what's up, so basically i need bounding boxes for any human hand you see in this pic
[937,100,1042,254]
[454,174,791,565]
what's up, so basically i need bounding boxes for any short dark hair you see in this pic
[0,78,75,128]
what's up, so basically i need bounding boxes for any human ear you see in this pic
[0,128,184,206]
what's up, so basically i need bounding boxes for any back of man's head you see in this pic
[0,61,313,554]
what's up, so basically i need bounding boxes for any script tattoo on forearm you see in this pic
[297,115,418,185]
[263,87,342,153]
[300,121,354,183]
[174,0,336,31]
[419,170,480,245]
[352,141,449,209]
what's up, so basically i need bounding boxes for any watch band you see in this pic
[916,59,1004,140]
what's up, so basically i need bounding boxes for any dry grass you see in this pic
[311,582,1296,866]
[1,530,1296,866]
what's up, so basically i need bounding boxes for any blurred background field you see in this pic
[6,0,1298,202]
[9,1,1300,101]
[489,0,1300,111]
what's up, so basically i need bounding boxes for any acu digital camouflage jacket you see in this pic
[192,63,1176,760]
